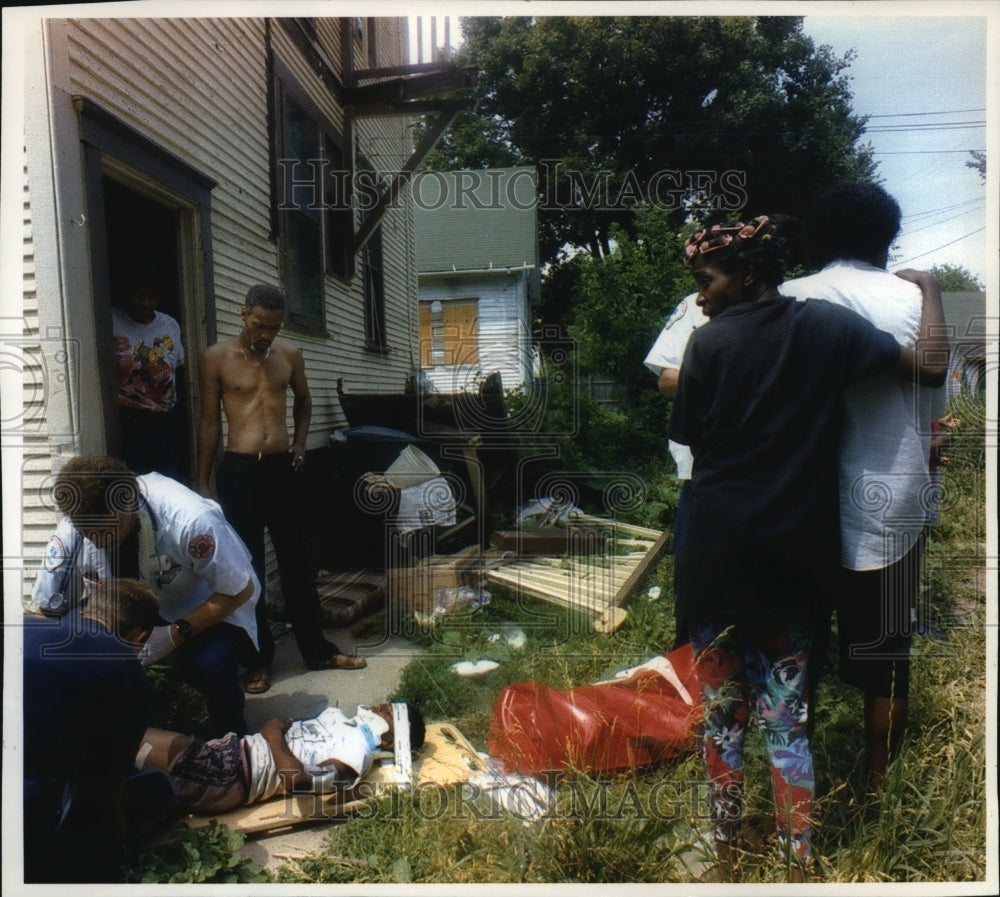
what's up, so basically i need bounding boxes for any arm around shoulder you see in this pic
[894,269,948,388]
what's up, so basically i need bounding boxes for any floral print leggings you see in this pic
[690,616,813,861]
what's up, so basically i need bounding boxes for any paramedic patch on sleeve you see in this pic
[43,536,67,571]
[187,533,216,560]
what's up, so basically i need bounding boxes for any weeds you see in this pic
[136,397,988,885]
[123,821,266,884]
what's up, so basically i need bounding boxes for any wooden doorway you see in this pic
[99,174,200,484]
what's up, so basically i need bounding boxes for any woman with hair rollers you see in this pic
[669,216,946,881]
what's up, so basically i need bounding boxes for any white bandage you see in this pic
[392,703,411,786]
[135,741,154,770]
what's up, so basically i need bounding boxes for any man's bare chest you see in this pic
[223,355,292,397]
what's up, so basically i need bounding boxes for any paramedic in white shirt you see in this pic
[30,454,260,738]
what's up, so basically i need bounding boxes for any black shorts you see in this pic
[837,536,925,700]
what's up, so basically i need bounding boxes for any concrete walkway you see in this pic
[238,616,424,871]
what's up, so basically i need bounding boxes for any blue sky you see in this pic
[802,14,988,283]
[414,5,993,285]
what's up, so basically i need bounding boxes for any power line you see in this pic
[873,150,985,155]
[866,122,985,133]
[902,204,986,237]
[904,197,984,220]
[896,227,986,266]
[868,108,985,118]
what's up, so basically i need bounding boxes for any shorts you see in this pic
[167,731,250,814]
[837,537,925,700]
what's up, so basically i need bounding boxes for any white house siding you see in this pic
[20,16,417,602]
[52,19,416,447]
[419,270,533,394]
[57,16,415,443]
[19,153,57,603]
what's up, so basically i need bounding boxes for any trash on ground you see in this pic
[468,756,557,825]
[488,626,527,650]
[450,659,500,677]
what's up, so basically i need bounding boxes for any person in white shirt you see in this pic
[781,183,948,801]
[644,293,705,485]
[30,454,260,738]
[112,282,186,478]
[644,293,705,648]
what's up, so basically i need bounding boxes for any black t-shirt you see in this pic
[668,296,900,617]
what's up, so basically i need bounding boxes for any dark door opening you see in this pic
[103,177,192,483]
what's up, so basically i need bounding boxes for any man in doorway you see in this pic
[197,284,365,696]
[112,280,186,478]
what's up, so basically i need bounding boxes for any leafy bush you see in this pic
[145,664,209,732]
[124,821,267,884]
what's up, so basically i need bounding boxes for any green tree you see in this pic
[569,206,691,411]
[928,263,984,292]
[427,15,875,266]
[966,150,986,184]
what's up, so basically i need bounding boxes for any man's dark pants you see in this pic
[216,451,332,668]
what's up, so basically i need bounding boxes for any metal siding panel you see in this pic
[21,154,55,604]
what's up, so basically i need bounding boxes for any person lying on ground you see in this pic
[135,703,425,815]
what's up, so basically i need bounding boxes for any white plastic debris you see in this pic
[488,627,527,650]
[469,757,557,825]
[450,659,500,677]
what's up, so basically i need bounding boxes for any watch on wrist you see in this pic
[174,618,194,642]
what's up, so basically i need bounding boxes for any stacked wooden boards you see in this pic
[484,515,671,631]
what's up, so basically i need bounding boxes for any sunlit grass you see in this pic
[147,398,988,885]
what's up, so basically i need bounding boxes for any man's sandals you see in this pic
[243,653,367,693]
[242,666,273,695]
[306,652,367,672]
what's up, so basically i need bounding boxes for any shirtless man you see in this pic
[197,284,365,694]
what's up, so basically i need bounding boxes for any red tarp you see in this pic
[488,643,703,776]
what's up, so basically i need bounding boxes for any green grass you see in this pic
[143,397,990,886]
